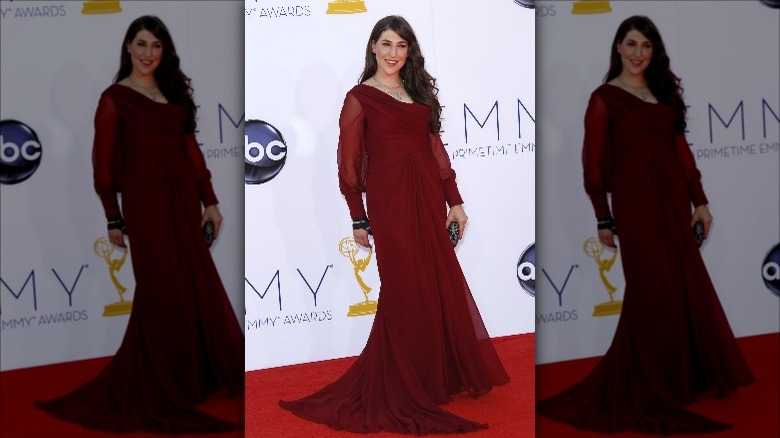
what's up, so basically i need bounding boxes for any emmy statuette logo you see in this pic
[81,1,122,14]
[571,0,611,14]
[94,237,132,316]
[326,0,367,15]
[339,237,376,317]
[583,237,622,316]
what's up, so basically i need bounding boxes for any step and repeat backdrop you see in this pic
[536,0,779,364]
[244,0,536,371]
[0,1,244,371]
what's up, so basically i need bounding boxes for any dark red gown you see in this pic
[279,84,510,434]
[35,84,244,434]
[537,84,754,434]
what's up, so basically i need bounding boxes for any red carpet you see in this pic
[246,334,534,437]
[536,333,779,438]
[0,357,243,438]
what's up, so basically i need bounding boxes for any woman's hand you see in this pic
[446,204,468,239]
[108,228,126,248]
[202,204,223,240]
[691,204,713,240]
[598,229,616,248]
[353,229,371,248]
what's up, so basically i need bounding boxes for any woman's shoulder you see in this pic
[102,82,125,94]
[95,84,138,115]
[346,83,372,97]
[102,82,152,100]
[343,83,377,108]
[93,84,123,111]
[589,83,633,109]
[96,83,111,97]
[99,83,134,103]
[591,83,618,98]
[591,82,649,103]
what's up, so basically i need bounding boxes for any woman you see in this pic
[35,16,244,434]
[536,15,754,434]
[279,15,510,434]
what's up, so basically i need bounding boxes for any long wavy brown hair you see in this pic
[359,15,441,134]
[114,15,196,134]
[605,15,687,133]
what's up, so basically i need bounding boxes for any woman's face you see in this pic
[126,29,163,77]
[371,29,408,78]
[616,29,653,78]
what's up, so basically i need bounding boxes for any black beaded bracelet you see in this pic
[352,215,373,235]
[596,216,617,234]
[107,216,127,235]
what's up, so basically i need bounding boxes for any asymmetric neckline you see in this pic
[357,83,417,105]
[111,83,172,106]
[602,83,659,105]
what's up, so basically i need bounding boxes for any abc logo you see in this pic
[762,243,780,297]
[245,120,286,185]
[759,0,780,9]
[514,0,535,9]
[517,242,536,297]
[1,120,42,185]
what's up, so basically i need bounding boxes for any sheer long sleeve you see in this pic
[337,93,368,218]
[430,133,464,207]
[92,92,122,219]
[582,93,612,219]
[674,132,708,207]
[185,133,218,207]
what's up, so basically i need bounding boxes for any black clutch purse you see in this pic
[203,221,215,248]
[447,221,460,247]
[692,221,704,247]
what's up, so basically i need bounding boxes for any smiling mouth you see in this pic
[385,59,399,66]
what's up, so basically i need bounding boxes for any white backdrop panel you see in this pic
[0,0,244,371]
[536,0,780,364]
[244,0,535,371]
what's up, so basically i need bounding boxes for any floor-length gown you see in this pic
[536,84,755,434]
[35,84,244,434]
[279,84,510,434]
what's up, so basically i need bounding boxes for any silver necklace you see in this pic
[128,76,163,102]
[617,77,652,102]
[372,76,406,102]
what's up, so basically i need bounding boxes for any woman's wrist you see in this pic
[352,215,372,235]
[596,215,617,233]
[107,216,127,234]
